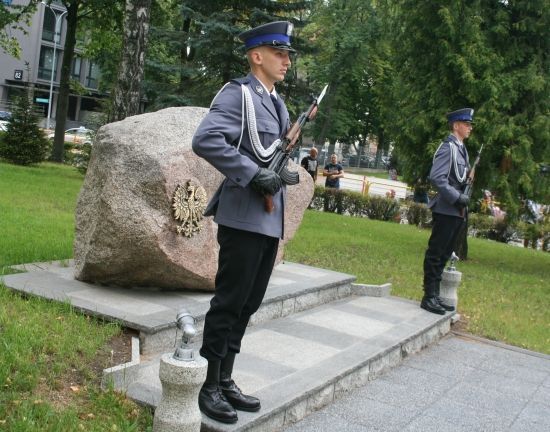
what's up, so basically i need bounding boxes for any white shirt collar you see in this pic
[450,133,463,146]
[254,75,277,99]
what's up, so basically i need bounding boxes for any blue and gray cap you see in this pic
[239,21,296,52]
[446,108,474,123]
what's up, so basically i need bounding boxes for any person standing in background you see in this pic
[301,147,319,181]
[323,153,344,189]
[422,108,473,315]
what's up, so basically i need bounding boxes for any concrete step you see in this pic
[3,260,452,431]
[2,261,356,355]
[120,294,453,432]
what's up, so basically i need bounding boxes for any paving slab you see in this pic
[282,334,550,432]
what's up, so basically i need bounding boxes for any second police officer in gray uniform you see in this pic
[192,21,296,424]
[422,108,474,315]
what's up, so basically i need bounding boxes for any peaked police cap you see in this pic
[239,21,296,52]
[446,108,474,123]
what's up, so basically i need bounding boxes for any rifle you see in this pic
[463,143,484,198]
[460,143,483,218]
[264,84,328,213]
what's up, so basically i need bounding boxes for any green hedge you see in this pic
[406,202,431,227]
[310,187,549,251]
[311,186,401,222]
[469,213,549,251]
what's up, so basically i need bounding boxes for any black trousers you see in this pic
[423,212,464,295]
[200,224,279,361]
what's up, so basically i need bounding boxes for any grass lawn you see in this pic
[0,162,153,431]
[0,161,548,430]
[285,211,549,354]
[0,162,81,273]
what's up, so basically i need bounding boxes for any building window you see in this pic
[38,46,58,81]
[41,9,56,42]
[86,62,100,89]
[71,57,82,80]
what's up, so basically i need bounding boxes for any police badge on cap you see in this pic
[446,108,474,123]
[239,21,296,52]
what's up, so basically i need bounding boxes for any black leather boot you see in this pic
[220,352,261,412]
[435,281,455,311]
[198,360,238,424]
[421,284,446,315]
[421,296,446,315]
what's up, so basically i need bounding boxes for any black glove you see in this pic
[250,167,282,196]
[455,194,470,209]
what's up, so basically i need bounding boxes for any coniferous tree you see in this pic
[143,0,311,110]
[477,0,550,217]
[380,0,549,219]
[0,67,50,165]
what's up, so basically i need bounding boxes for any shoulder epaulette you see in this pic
[230,77,250,85]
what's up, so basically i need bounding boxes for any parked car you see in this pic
[0,110,11,121]
[47,126,93,145]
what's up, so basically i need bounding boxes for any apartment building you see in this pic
[0,0,103,128]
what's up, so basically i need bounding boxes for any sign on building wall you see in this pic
[13,70,23,80]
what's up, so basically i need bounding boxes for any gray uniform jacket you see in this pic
[192,73,291,239]
[427,134,470,218]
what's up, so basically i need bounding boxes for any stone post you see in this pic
[153,311,207,432]
[440,252,462,310]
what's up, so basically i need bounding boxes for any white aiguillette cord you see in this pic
[209,82,282,163]
[241,85,280,163]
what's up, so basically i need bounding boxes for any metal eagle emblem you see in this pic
[172,181,207,237]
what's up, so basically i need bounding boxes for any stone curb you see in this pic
[101,336,141,390]
[451,330,550,360]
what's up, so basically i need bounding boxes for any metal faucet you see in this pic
[173,309,197,361]
[447,252,459,271]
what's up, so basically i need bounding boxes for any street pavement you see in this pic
[282,333,550,432]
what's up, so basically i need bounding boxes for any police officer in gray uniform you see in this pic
[192,21,296,424]
[422,108,474,315]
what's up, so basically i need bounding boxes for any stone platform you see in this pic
[2,261,454,432]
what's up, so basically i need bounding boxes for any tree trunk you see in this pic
[51,3,79,163]
[111,0,152,122]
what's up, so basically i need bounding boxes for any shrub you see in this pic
[468,213,494,236]
[0,95,50,165]
[341,190,367,217]
[364,195,401,221]
[311,186,400,222]
[323,188,346,214]
[310,185,327,211]
[517,220,550,251]
[407,202,431,227]
[468,213,519,243]
[71,142,93,174]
